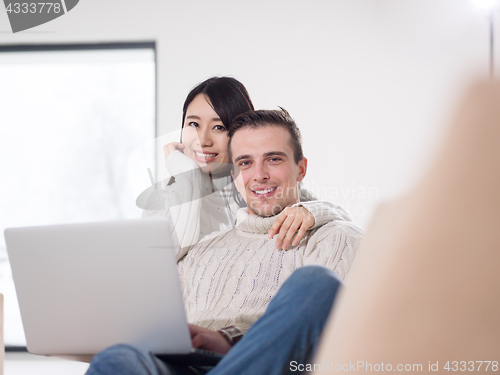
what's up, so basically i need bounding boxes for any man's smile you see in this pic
[251,186,278,197]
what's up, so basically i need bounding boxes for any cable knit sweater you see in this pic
[177,208,363,333]
[142,151,353,261]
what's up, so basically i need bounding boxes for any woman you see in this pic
[141,77,351,260]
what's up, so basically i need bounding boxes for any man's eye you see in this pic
[238,161,250,167]
[268,158,282,163]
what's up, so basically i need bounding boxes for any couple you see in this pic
[87,77,363,374]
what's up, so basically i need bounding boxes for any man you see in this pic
[86,109,363,375]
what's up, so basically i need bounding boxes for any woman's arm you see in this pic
[142,150,204,260]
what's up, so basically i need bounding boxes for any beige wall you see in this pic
[1,0,496,227]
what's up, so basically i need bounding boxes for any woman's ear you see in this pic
[296,157,307,182]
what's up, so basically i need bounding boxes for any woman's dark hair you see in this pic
[181,76,254,132]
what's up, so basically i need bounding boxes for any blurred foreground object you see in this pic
[314,80,500,372]
[1,293,3,375]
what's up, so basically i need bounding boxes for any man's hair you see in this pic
[228,107,304,164]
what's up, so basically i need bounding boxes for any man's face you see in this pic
[231,126,307,217]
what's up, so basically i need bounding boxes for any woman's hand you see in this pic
[189,324,232,355]
[268,206,315,250]
[163,142,185,165]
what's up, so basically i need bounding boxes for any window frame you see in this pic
[0,41,157,351]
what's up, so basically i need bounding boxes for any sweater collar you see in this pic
[235,208,277,234]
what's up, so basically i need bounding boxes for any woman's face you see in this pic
[182,93,230,175]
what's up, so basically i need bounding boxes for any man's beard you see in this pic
[249,201,284,217]
[247,187,300,217]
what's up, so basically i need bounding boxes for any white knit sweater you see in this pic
[177,208,364,333]
[142,151,353,261]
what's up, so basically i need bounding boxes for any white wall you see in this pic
[1,0,496,228]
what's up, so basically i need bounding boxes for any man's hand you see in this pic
[189,324,232,355]
[268,206,315,250]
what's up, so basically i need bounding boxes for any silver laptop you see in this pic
[4,219,223,365]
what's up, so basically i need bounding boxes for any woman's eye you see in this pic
[213,125,226,131]
[188,121,199,127]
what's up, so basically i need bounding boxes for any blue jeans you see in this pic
[86,265,341,375]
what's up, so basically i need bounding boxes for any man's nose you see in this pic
[253,163,270,182]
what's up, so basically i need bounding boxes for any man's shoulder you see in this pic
[300,218,363,281]
[193,227,235,247]
[310,219,364,242]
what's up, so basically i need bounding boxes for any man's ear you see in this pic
[296,157,307,182]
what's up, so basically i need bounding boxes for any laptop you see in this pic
[4,219,223,365]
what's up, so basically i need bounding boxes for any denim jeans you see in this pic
[86,265,341,375]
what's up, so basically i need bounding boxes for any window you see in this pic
[0,42,156,347]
